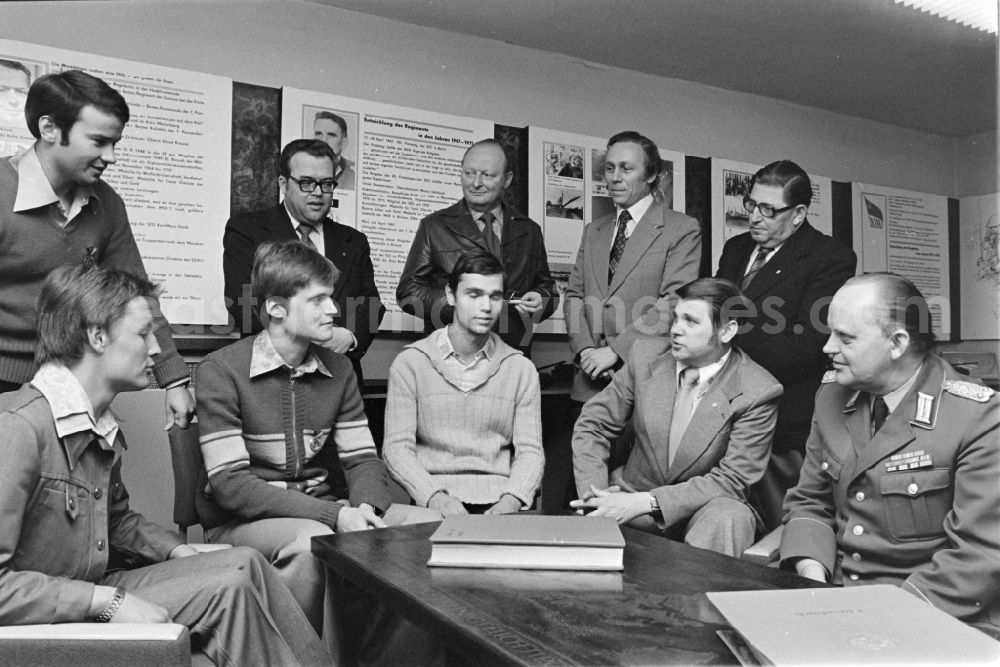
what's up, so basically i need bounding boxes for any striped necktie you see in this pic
[741,246,770,290]
[296,223,318,251]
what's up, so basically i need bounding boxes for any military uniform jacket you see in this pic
[780,355,1000,625]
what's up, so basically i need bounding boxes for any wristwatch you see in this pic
[649,492,660,514]
[94,586,127,622]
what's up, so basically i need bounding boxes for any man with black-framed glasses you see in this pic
[224,139,384,387]
[716,159,856,531]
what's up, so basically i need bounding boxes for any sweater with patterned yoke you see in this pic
[194,332,392,529]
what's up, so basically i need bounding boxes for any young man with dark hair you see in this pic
[0,69,194,430]
[197,239,392,642]
[0,264,331,666]
[384,250,544,515]
[224,138,384,386]
[571,277,782,557]
[780,273,999,628]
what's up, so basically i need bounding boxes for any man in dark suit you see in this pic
[223,139,384,385]
[571,278,782,557]
[716,159,856,530]
[396,139,557,353]
[564,131,701,403]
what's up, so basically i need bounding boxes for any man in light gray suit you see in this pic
[571,278,782,557]
[564,131,701,403]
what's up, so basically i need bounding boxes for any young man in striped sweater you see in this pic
[194,240,392,644]
[384,250,544,515]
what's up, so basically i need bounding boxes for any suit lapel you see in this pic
[742,221,814,299]
[322,221,353,300]
[666,353,741,482]
[588,215,616,298]
[266,204,299,241]
[638,354,678,480]
[608,202,664,295]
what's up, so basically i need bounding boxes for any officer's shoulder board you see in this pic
[821,370,837,384]
[943,379,995,403]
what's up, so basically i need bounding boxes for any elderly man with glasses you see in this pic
[223,138,384,388]
[716,159,856,530]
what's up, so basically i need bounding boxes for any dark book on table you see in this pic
[427,514,625,571]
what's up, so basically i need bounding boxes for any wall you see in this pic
[953,130,999,197]
[0,0,990,376]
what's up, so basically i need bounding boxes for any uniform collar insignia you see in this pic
[843,390,861,412]
[914,392,934,426]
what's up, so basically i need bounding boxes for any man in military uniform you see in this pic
[780,273,999,628]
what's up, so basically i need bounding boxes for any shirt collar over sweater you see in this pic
[249,330,333,379]
[11,146,98,223]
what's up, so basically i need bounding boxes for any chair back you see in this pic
[167,422,205,533]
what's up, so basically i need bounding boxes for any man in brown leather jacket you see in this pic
[396,139,557,354]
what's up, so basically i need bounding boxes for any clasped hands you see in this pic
[427,490,521,516]
[578,347,619,382]
[570,484,651,524]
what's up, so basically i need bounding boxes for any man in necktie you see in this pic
[397,139,557,354]
[716,159,856,531]
[224,139,385,387]
[780,274,1000,630]
[571,278,782,557]
[564,131,701,404]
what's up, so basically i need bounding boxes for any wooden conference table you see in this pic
[313,520,824,666]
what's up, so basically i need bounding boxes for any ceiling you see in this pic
[309,0,998,138]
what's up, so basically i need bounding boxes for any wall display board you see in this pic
[851,183,951,337]
[710,158,832,270]
[0,39,232,326]
[281,88,493,332]
[527,127,686,334]
[958,193,1000,340]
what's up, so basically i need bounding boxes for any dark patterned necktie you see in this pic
[741,246,770,290]
[608,210,632,284]
[480,211,499,257]
[871,396,889,436]
[296,223,318,250]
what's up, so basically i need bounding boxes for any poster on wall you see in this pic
[527,127,686,334]
[851,183,950,337]
[281,87,494,331]
[710,158,833,270]
[0,38,232,326]
[958,193,999,340]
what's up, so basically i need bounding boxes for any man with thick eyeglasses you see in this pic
[716,159,856,530]
[224,139,384,387]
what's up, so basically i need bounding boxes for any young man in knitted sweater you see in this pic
[384,250,544,515]
[194,240,393,643]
